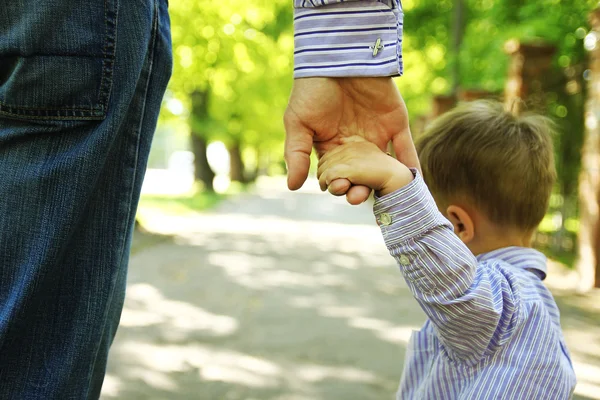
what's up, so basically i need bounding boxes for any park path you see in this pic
[102,177,600,400]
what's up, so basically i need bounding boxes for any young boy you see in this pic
[317,101,577,399]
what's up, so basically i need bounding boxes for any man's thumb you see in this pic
[392,130,421,173]
[284,112,314,191]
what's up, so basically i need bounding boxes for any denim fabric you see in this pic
[0,0,172,398]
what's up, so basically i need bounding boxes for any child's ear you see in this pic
[446,205,474,244]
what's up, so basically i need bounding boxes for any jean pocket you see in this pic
[0,0,118,121]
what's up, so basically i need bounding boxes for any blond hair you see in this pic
[416,100,556,232]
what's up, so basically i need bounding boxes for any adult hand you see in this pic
[283,77,419,205]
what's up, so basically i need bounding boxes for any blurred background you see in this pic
[101,1,600,399]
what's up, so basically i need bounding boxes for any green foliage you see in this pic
[167,0,293,153]
[399,0,596,115]
[399,0,595,218]
[163,0,597,206]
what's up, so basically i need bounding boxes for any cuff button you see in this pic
[379,213,392,226]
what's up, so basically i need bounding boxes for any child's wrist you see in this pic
[378,164,414,196]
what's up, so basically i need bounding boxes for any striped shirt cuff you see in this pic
[373,170,453,248]
[293,1,404,78]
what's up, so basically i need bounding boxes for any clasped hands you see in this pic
[284,77,419,202]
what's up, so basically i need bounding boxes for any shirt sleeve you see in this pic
[373,171,522,365]
[293,0,403,78]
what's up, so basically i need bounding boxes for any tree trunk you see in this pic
[503,40,556,115]
[190,90,215,191]
[575,178,600,291]
[575,8,600,291]
[432,94,457,117]
[451,0,466,94]
[596,202,600,287]
[228,141,245,183]
[191,134,214,192]
[250,147,261,182]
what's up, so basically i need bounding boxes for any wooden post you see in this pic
[575,9,600,291]
[431,94,457,117]
[458,89,497,102]
[504,40,557,114]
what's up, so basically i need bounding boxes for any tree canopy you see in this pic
[163,0,597,194]
[167,0,292,155]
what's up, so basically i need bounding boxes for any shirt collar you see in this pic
[476,246,547,280]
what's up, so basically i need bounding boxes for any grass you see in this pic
[132,188,229,254]
[540,247,577,268]
[138,190,224,216]
[136,181,248,224]
[535,212,579,269]
[533,229,578,269]
[131,228,172,255]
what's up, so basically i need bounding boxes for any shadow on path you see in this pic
[103,178,600,400]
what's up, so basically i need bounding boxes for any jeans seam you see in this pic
[0,109,105,120]
[0,52,105,58]
[0,104,99,111]
[98,0,119,114]
[84,0,160,391]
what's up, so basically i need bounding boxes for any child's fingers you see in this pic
[317,157,335,179]
[328,179,351,196]
[317,145,344,169]
[318,164,349,192]
[321,156,372,204]
[316,160,331,191]
[317,153,344,191]
[318,166,330,191]
[317,141,364,192]
[346,185,372,205]
[319,146,354,175]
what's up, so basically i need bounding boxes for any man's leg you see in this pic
[0,0,172,398]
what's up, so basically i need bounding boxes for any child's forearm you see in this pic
[374,172,521,365]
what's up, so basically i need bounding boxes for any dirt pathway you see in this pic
[102,177,600,400]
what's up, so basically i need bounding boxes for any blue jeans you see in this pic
[0,0,172,398]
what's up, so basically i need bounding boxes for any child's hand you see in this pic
[317,137,414,198]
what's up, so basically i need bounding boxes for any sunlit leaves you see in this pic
[164,0,597,175]
[166,0,291,155]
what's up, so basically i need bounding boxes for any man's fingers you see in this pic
[392,130,421,173]
[284,110,314,191]
[346,185,371,205]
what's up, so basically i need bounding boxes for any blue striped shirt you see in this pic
[373,172,577,399]
[293,0,403,78]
